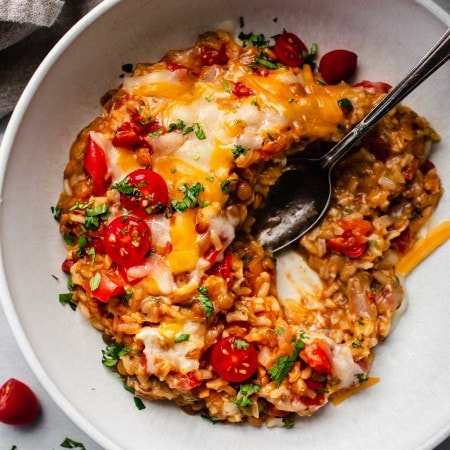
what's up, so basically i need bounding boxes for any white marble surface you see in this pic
[0,0,449,447]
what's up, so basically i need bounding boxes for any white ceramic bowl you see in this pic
[1,1,449,449]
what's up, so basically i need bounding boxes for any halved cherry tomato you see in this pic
[300,339,333,375]
[87,269,125,302]
[273,32,308,67]
[211,336,258,383]
[319,49,357,85]
[299,379,327,406]
[352,80,392,93]
[117,169,168,216]
[199,46,228,66]
[0,378,40,425]
[84,135,108,196]
[103,215,152,266]
[232,81,254,98]
[327,219,372,258]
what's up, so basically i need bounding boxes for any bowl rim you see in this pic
[0,1,449,449]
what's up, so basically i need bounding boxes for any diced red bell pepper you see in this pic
[300,339,334,375]
[232,81,254,98]
[327,219,372,258]
[86,269,125,302]
[84,135,108,196]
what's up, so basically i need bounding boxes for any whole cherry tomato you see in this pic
[211,336,258,383]
[319,49,357,85]
[0,378,40,425]
[300,339,334,375]
[116,169,168,216]
[274,32,308,67]
[103,215,152,266]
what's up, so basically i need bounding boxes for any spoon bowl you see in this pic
[252,27,450,252]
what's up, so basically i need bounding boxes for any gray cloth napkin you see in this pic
[0,0,102,118]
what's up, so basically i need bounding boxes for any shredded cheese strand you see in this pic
[331,377,380,406]
[396,220,450,276]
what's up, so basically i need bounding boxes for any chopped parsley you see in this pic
[134,396,146,410]
[253,56,280,70]
[194,122,206,140]
[352,339,363,348]
[170,182,204,212]
[101,341,132,368]
[220,179,231,194]
[356,373,369,383]
[232,337,249,350]
[168,119,205,139]
[59,293,77,311]
[201,412,220,423]
[84,204,110,229]
[51,205,62,220]
[231,144,247,158]
[235,383,260,407]
[112,178,141,197]
[238,31,270,49]
[338,98,354,113]
[89,272,101,291]
[62,232,75,246]
[196,285,214,318]
[268,332,307,386]
[175,333,190,343]
[221,79,231,92]
[60,438,86,450]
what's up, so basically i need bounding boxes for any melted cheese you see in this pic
[137,320,206,376]
[396,220,450,276]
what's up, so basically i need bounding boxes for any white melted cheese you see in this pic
[137,320,206,376]
[331,344,364,388]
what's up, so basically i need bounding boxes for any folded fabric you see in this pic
[0,0,102,118]
[0,0,64,26]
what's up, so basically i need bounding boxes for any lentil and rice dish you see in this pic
[55,29,442,426]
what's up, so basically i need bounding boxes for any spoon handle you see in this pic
[321,27,450,171]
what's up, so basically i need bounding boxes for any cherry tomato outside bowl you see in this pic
[319,49,357,85]
[0,378,40,425]
[211,336,258,383]
[103,215,152,267]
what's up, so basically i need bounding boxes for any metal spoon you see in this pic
[252,28,450,252]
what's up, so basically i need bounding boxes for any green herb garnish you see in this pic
[170,182,204,212]
[60,438,86,449]
[235,384,260,407]
[175,333,190,343]
[101,341,132,368]
[268,332,307,386]
[197,285,213,318]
